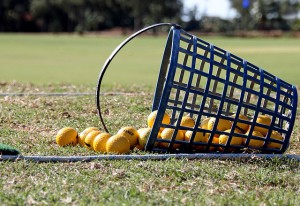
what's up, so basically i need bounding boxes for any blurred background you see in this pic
[0,0,300,35]
[1,0,300,87]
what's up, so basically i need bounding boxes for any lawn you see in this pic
[0,82,299,205]
[0,33,300,205]
[0,33,300,86]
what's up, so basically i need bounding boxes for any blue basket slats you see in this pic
[146,26,298,154]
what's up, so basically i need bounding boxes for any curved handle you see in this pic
[96,23,181,133]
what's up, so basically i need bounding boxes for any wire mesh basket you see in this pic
[96,23,298,154]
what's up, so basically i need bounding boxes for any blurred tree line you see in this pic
[186,0,300,33]
[230,0,300,31]
[0,0,300,33]
[0,0,183,32]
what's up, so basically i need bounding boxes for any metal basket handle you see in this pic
[96,23,181,133]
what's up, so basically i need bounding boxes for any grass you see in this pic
[0,82,300,205]
[0,34,166,87]
[0,33,300,205]
[1,159,299,205]
[0,34,300,86]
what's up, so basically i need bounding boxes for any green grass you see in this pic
[1,159,299,205]
[0,82,300,205]
[0,34,300,205]
[0,34,166,87]
[0,34,300,87]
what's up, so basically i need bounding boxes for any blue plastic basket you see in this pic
[96,23,298,154]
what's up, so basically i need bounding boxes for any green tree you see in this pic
[0,0,35,31]
[255,0,300,30]
[1,0,183,32]
[230,0,300,31]
[229,0,256,30]
[128,0,183,31]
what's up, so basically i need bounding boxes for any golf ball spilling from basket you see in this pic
[97,23,298,154]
